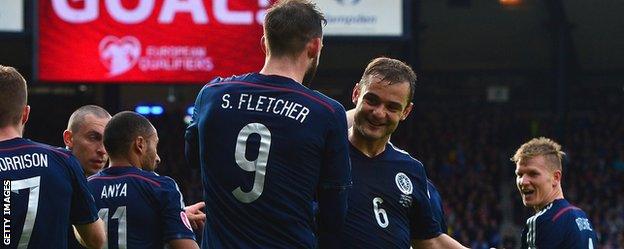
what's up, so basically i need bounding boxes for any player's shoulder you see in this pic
[386,142,426,177]
[198,73,252,92]
[18,138,74,159]
[309,90,346,114]
[209,73,253,84]
[200,74,249,92]
[426,178,439,190]
[549,199,592,227]
[533,199,588,228]
[143,171,180,190]
[387,142,423,166]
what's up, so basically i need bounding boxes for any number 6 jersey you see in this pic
[185,73,352,249]
[0,138,99,249]
[340,142,442,249]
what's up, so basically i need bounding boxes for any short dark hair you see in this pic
[359,57,417,103]
[104,111,155,159]
[0,65,28,127]
[67,105,112,132]
[264,0,326,58]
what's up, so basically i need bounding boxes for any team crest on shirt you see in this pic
[396,172,414,208]
[395,172,413,195]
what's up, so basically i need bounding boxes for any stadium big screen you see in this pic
[37,0,269,83]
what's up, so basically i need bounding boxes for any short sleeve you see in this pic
[158,177,196,242]
[319,104,352,190]
[68,155,99,225]
[559,212,598,249]
[409,163,441,240]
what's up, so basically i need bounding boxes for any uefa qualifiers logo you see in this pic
[99,36,141,77]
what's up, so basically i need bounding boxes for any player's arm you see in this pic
[73,219,106,249]
[167,239,200,249]
[411,233,467,249]
[407,163,466,249]
[556,212,597,249]
[160,177,199,248]
[184,108,200,168]
[317,107,352,249]
[185,85,209,168]
[427,180,448,232]
[66,153,107,249]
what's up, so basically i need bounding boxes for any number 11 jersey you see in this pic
[186,73,352,249]
[87,166,196,249]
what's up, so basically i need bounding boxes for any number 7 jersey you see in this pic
[0,138,99,249]
[185,73,352,249]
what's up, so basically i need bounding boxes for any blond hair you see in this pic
[511,137,566,171]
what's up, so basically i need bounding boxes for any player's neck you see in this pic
[0,126,22,142]
[534,188,564,212]
[349,128,389,158]
[109,157,140,169]
[260,55,307,84]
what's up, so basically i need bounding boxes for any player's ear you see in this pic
[553,170,562,186]
[306,37,322,59]
[135,136,146,154]
[352,84,361,105]
[63,130,74,148]
[400,102,414,121]
[21,105,30,125]
[260,36,267,55]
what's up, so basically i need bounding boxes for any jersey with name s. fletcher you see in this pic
[341,142,441,249]
[87,166,195,249]
[185,73,351,249]
[521,198,598,249]
[0,138,98,249]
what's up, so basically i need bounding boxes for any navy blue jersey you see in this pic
[427,179,447,233]
[87,166,195,249]
[0,138,98,249]
[521,198,598,249]
[185,73,351,249]
[341,142,441,249]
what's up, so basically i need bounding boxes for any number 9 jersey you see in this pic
[185,73,352,249]
[0,138,99,249]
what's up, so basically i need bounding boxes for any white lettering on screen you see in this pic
[52,0,267,25]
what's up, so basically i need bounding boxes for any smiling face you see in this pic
[351,76,413,143]
[515,155,562,211]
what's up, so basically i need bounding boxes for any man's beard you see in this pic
[302,57,318,87]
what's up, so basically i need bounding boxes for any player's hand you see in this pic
[185,201,206,230]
